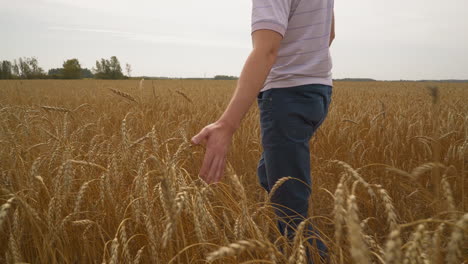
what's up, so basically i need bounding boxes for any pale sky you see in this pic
[1,0,467,80]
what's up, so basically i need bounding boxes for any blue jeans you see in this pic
[257,84,332,262]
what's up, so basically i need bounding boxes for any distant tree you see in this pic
[93,60,104,79]
[337,78,376,82]
[109,56,124,79]
[93,56,124,79]
[18,58,32,78]
[48,65,93,79]
[17,57,45,79]
[125,63,132,78]
[48,68,64,79]
[94,59,110,79]
[214,75,238,80]
[12,60,20,77]
[81,68,94,78]
[28,57,45,78]
[62,58,82,79]
[0,61,5,79]
[0,60,13,79]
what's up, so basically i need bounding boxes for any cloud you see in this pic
[48,26,249,50]
[42,0,115,9]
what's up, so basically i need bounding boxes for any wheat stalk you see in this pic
[68,159,108,172]
[175,90,193,103]
[346,193,370,264]
[333,179,347,247]
[109,237,119,264]
[109,88,138,103]
[431,223,445,263]
[138,78,144,91]
[375,185,398,230]
[41,105,71,112]
[331,160,376,197]
[144,215,159,263]
[0,197,15,231]
[289,220,307,264]
[133,246,145,264]
[269,176,294,201]
[119,223,132,263]
[446,213,468,264]
[384,229,402,264]
[403,224,426,264]
[73,179,97,215]
[441,176,456,220]
[206,239,275,262]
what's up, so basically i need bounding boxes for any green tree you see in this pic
[94,60,103,78]
[214,75,238,80]
[109,56,124,79]
[0,60,13,79]
[17,57,45,79]
[81,68,94,78]
[93,59,109,79]
[93,56,124,79]
[18,58,32,78]
[125,63,132,78]
[62,58,82,79]
[12,60,20,77]
[48,68,64,79]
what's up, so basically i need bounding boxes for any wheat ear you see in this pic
[269,176,294,201]
[41,105,71,112]
[0,197,15,231]
[446,213,468,264]
[346,193,370,264]
[206,239,274,262]
[109,88,138,103]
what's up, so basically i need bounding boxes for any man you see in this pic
[192,0,335,262]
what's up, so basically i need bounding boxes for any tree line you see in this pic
[0,56,132,80]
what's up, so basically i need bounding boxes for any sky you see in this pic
[1,0,467,80]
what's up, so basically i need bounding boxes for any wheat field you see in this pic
[0,80,466,264]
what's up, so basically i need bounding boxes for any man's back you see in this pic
[252,0,335,91]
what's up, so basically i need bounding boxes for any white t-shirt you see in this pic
[252,0,334,91]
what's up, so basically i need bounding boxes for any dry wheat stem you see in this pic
[206,240,275,262]
[333,179,347,247]
[446,213,468,264]
[175,90,193,103]
[109,88,138,103]
[384,229,402,264]
[346,194,370,264]
[0,197,15,230]
[41,105,71,112]
[269,176,294,201]
[403,224,426,264]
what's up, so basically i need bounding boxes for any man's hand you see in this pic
[191,121,235,184]
[191,29,281,184]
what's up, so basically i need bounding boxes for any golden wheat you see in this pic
[0,80,466,263]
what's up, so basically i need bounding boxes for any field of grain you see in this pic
[0,80,466,264]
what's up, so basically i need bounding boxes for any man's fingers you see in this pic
[220,158,227,180]
[213,157,226,183]
[194,122,230,184]
[191,128,209,145]
[206,156,221,184]
[199,150,214,181]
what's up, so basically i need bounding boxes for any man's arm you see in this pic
[329,10,335,46]
[191,30,283,184]
[219,30,282,131]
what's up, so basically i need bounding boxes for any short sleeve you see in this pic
[251,0,292,37]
